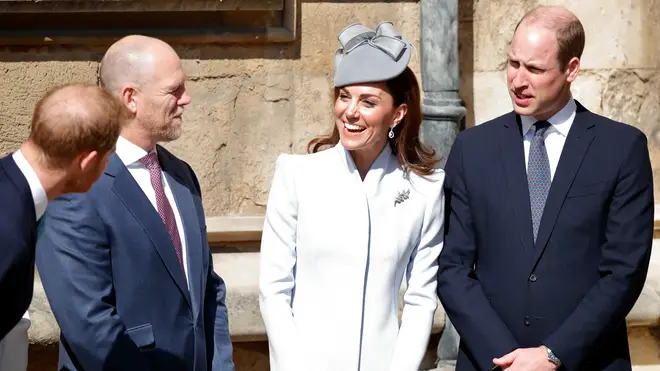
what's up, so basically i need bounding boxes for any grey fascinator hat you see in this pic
[333,21,414,87]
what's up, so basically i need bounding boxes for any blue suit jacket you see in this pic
[36,146,234,371]
[0,156,36,340]
[437,102,654,371]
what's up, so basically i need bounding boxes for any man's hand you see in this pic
[493,347,558,371]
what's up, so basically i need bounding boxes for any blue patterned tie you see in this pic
[528,120,551,243]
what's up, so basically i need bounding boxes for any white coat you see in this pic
[259,143,445,371]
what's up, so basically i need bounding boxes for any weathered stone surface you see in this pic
[462,71,510,126]
[628,284,660,327]
[544,0,660,70]
[298,3,421,76]
[629,327,660,367]
[214,252,265,340]
[570,70,606,112]
[601,69,660,201]
[474,0,541,72]
[232,341,270,371]
[27,272,59,346]
[459,0,488,22]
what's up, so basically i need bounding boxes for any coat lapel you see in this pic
[498,114,535,252]
[159,152,204,318]
[530,106,596,268]
[106,154,192,308]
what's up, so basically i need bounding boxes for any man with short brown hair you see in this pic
[437,5,653,371]
[0,82,123,370]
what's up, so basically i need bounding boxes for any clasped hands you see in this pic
[491,346,558,371]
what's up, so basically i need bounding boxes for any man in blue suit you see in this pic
[36,35,234,370]
[437,6,653,371]
[0,83,123,369]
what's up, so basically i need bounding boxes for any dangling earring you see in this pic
[388,127,395,139]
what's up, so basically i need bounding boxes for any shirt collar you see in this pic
[115,136,157,167]
[520,98,577,137]
[12,149,48,221]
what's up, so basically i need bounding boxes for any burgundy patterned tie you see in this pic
[140,152,185,273]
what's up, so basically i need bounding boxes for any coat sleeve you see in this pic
[436,135,520,370]
[258,154,304,371]
[36,193,152,371]
[205,250,235,371]
[388,171,446,371]
[543,131,654,370]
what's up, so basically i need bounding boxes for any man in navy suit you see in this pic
[0,83,123,369]
[437,6,653,371]
[36,35,234,370]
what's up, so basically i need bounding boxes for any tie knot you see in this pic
[534,120,551,137]
[139,152,160,171]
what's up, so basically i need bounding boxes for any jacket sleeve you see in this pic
[180,161,235,371]
[205,250,235,371]
[388,171,446,371]
[258,154,304,371]
[543,131,654,370]
[436,135,520,370]
[36,193,152,371]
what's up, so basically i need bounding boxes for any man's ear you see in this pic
[78,151,99,172]
[566,57,580,83]
[121,86,138,114]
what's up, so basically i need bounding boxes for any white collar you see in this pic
[115,136,157,166]
[12,149,48,221]
[521,98,577,137]
[334,140,399,197]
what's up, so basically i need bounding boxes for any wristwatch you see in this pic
[542,345,562,368]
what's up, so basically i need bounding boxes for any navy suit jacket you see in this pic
[36,146,234,371]
[437,102,654,371]
[0,156,36,340]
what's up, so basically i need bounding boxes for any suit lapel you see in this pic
[160,158,204,318]
[529,106,596,269]
[107,154,192,308]
[498,115,535,252]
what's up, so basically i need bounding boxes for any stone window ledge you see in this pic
[0,0,297,46]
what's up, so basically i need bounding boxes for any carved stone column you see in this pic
[419,0,465,366]
[420,0,466,167]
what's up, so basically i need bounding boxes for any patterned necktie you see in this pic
[528,120,551,244]
[140,152,185,273]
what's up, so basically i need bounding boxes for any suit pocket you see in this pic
[126,323,155,348]
[566,180,609,199]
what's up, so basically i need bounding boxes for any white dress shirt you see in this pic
[115,136,190,284]
[12,150,47,221]
[521,98,577,181]
[0,150,48,371]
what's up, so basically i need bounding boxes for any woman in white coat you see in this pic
[259,21,445,371]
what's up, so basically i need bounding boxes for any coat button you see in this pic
[529,274,538,282]
[524,316,531,326]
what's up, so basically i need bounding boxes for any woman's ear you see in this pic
[393,104,408,128]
